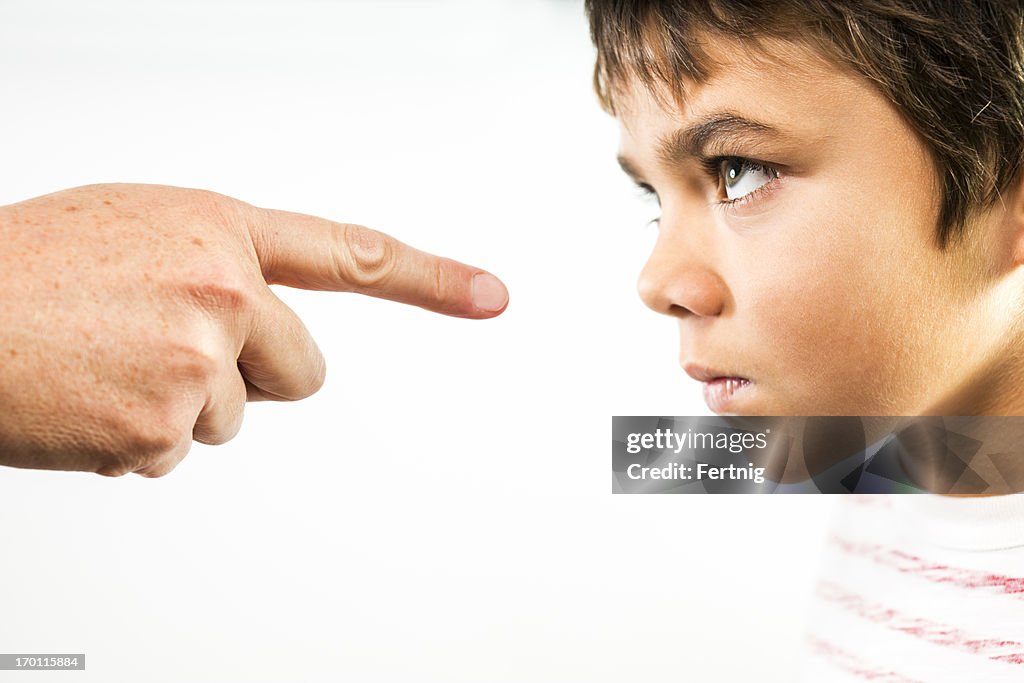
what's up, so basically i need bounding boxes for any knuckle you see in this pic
[93,408,185,476]
[333,223,396,288]
[172,187,251,245]
[299,350,327,397]
[293,332,327,399]
[247,207,278,279]
[134,459,175,478]
[186,267,254,316]
[220,414,245,443]
[183,187,238,223]
[310,352,327,395]
[166,341,220,385]
[136,466,172,479]
[137,413,188,458]
[135,442,192,478]
[149,186,234,227]
[195,407,245,446]
[194,374,247,443]
[126,375,202,461]
[95,425,179,477]
[95,459,134,477]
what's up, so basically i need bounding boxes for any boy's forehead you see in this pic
[614,34,841,122]
[614,37,863,163]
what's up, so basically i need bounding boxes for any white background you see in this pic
[0,1,835,681]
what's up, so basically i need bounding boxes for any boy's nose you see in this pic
[636,230,726,318]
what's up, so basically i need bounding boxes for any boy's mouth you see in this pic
[684,364,752,413]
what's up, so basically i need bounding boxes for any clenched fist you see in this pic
[0,184,507,477]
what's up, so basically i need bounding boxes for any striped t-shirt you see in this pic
[800,494,1024,682]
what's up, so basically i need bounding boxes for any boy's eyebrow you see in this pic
[658,113,784,164]
[617,113,788,182]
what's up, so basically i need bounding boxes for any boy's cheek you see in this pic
[712,180,940,412]
[736,242,904,413]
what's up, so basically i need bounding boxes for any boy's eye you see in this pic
[719,158,779,201]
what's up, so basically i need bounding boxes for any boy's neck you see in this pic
[926,353,1024,416]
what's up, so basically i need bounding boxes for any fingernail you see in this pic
[472,273,508,312]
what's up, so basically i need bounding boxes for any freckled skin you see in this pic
[0,183,507,477]
[617,38,1024,416]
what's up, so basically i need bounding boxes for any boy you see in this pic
[587,0,1024,417]
[587,1,1024,679]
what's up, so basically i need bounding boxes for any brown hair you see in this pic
[586,0,1024,247]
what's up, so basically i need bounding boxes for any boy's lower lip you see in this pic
[701,377,751,413]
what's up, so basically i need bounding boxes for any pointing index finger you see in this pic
[250,208,508,318]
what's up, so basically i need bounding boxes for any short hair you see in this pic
[586,0,1024,247]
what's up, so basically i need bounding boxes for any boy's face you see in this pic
[616,37,1020,416]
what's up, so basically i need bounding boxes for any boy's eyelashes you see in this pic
[636,182,660,203]
[702,156,781,204]
[630,155,782,218]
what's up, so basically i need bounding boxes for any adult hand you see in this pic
[0,184,508,477]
